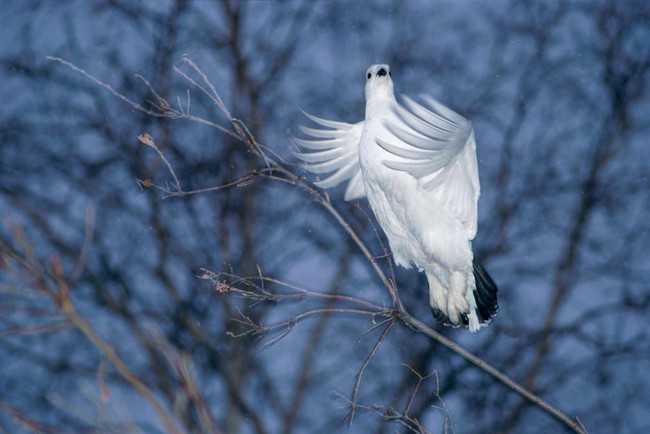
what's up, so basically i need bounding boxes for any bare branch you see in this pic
[334,391,431,434]
[347,318,397,425]
[46,56,241,139]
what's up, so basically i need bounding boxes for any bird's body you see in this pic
[294,64,497,332]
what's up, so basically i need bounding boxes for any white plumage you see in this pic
[294,64,497,332]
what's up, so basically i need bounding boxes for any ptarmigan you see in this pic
[294,64,498,332]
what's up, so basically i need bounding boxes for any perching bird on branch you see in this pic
[294,64,498,332]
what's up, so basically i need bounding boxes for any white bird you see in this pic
[294,64,498,332]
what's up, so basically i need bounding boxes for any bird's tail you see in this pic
[472,260,499,324]
[427,261,499,332]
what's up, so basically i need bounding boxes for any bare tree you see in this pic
[1,1,649,433]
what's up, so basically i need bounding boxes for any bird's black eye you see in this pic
[367,72,371,79]
[388,71,392,77]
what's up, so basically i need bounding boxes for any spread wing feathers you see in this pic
[377,95,480,237]
[293,112,366,201]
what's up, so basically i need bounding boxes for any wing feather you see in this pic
[294,148,344,163]
[315,162,356,189]
[378,95,480,237]
[293,112,365,201]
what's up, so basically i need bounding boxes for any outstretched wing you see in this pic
[377,95,480,237]
[293,112,366,201]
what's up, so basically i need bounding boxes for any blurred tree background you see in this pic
[1,1,649,433]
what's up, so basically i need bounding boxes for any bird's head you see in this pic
[364,64,395,106]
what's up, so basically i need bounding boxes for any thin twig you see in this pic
[140,171,263,198]
[151,328,222,434]
[72,206,94,281]
[347,318,397,425]
[403,364,436,416]
[0,321,73,338]
[231,307,386,340]
[201,268,385,311]
[137,133,181,192]
[0,398,63,433]
[356,317,396,345]
[47,56,240,139]
[333,392,430,434]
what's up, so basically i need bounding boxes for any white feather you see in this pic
[294,64,491,331]
[293,114,366,201]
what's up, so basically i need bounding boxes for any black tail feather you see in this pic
[472,260,499,323]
